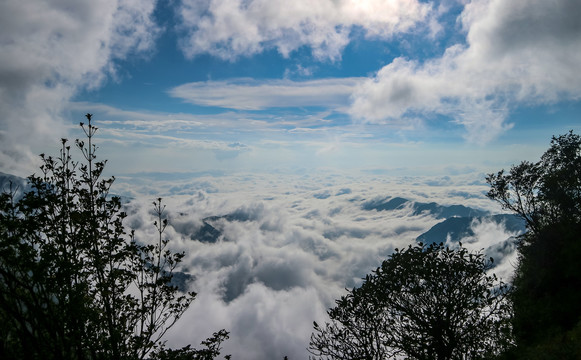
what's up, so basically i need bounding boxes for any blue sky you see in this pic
[1,0,581,178]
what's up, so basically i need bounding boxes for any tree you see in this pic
[0,114,228,360]
[487,130,581,235]
[309,243,511,360]
[487,131,581,358]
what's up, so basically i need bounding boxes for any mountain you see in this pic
[362,197,409,211]
[190,205,268,243]
[416,214,526,245]
[0,172,29,198]
[170,271,194,292]
[362,196,489,219]
[192,197,505,245]
[191,219,223,243]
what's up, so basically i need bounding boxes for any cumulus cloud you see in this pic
[349,0,581,143]
[0,0,160,175]
[176,0,432,61]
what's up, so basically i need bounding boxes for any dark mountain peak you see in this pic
[416,214,526,245]
[412,202,488,219]
[192,205,266,244]
[191,219,223,243]
[362,196,488,219]
[362,196,409,211]
[416,217,475,245]
[0,172,29,198]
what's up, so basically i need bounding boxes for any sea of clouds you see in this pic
[113,172,521,360]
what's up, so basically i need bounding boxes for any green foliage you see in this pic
[0,114,228,360]
[487,131,581,357]
[309,243,512,360]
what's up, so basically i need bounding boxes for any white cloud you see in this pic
[117,172,513,360]
[349,0,581,143]
[61,102,546,177]
[70,102,470,175]
[0,0,160,175]
[177,0,432,61]
[70,101,346,134]
[169,77,365,110]
[458,217,522,281]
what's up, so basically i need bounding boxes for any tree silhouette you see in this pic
[309,243,511,360]
[0,114,229,360]
[487,131,581,234]
[487,131,581,358]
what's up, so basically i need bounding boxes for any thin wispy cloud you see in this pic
[78,101,417,141]
[169,77,365,110]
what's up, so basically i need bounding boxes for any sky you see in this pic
[1,0,581,359]
[1,0,581,178]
